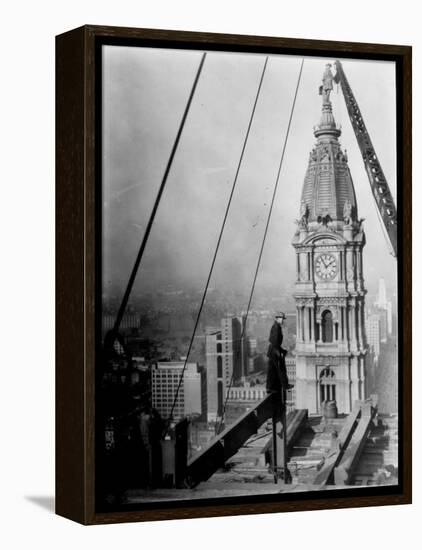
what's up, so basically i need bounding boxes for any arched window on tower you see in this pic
[217,356,223,378]
[321,310,333,342]
[319,367,336,404]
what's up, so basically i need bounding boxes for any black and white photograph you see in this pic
[2,0,420,543]
[97,45,400,510]
[0,0,422,550]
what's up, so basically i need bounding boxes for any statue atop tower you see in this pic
[319,63,334,104]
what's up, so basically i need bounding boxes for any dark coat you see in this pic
[266,321,288,391]
[267,322,285,359]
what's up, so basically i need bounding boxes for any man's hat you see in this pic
[275,311,286,319]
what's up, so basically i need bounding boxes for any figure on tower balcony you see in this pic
[343,199,353,226]
[319,63,334,103]
[266,312,294,394]
[297,200,309,230]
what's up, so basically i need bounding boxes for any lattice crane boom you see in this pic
[334,60,398,257]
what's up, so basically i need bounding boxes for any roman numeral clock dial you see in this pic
[315,253,337,280]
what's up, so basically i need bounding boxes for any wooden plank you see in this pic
[334,410,375,486]
[185,394,299,486]
[313,403,362,486]
[185,394,278,485]
[188,394,276,463]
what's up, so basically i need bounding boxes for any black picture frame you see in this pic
[56,25,412,525]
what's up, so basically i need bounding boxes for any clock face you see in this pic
[315,253,338,280]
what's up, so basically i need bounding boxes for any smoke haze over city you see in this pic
[102,48,397,311]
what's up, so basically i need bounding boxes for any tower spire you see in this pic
[298,62,355,225]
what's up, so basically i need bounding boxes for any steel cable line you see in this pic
[168,56,269,424]
[111,52,207,337]
[217,58,304,434]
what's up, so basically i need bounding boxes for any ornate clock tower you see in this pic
[292,64,367,414]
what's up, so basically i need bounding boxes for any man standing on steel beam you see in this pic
[266,312,294,393]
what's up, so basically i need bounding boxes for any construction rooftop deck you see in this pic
[124,408,399,504]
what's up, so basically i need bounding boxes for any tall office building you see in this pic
[151,361,201,421]
[366,313,381,357]
[205,316,248,422]
[374,278,393,338]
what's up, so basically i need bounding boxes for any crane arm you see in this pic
[334,60,397,257]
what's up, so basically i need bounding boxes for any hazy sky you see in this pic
[102,46,397,308]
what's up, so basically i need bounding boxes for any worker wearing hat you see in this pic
[266,312,293,393]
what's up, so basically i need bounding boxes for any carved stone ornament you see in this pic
[317,297,347,306]
[314,238,335,245]
[316,305,338,320]
[296,297,315,307]
[316,357,340,366]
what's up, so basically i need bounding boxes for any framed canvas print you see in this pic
[56,25,412,525]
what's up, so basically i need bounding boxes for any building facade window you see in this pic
[319,367,336,403]
[217,381,223,416]
[321,310,334,342]
[217,356,223,378]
